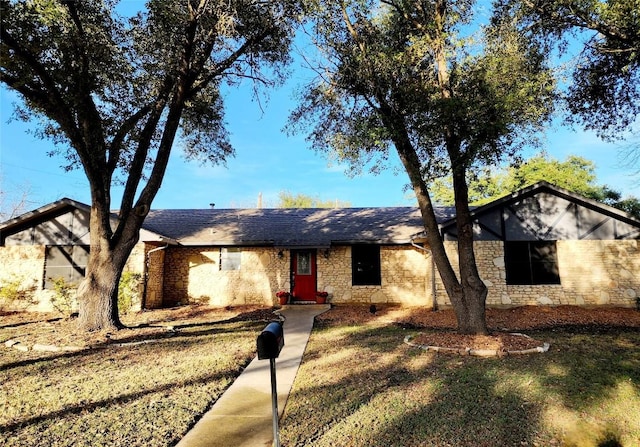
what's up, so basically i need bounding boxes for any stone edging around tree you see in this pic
[404,333,550,357]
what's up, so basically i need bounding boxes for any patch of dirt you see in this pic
[316,304,640,330]
[316,304,640,352]
[409,332,543,352]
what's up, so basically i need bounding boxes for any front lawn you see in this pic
[281,314,640,447]
[3,305,639,446]
[0,307,276,447]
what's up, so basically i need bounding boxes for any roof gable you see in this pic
[0,198,165,246]
[4,182,638,248]
[440,182,640,241]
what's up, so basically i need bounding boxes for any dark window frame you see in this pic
[44,245,89,289]
[504,240,561,285]
[351,244,381,286]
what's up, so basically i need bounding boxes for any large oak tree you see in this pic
[289,0,555,334]
[1,0,300,331]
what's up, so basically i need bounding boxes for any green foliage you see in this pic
[1,0,301,330]
[431,153,640,218]
[289,1,556,177]
[276,191,351,208]
[495,0,640,140]
[49,277,76,316]
[288,0,557,333]
[117,272,142,314]
[0,275,37,310]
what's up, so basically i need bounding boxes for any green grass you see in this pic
[280,325,640,447]
[1,318,264,447]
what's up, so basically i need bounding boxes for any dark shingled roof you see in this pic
[143,207,457,247]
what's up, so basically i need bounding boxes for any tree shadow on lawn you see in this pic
[496,328,639,446]
[0,316,62,330]
[0,319,264,372]
[1,324,261,446]
[283,326,542,446]
[282,324,638,446]
[0,367,236,435]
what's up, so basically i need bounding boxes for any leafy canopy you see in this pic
[289,0,556,180]
[431,153,640,217]
[494,0,640,140]
[276,191,351,208]
[1,0,299,194]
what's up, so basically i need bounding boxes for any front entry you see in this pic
[291,250,317,302]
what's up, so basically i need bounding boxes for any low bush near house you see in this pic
[49,277,77,316]
[118,272,142,314]
[0,275,37,311]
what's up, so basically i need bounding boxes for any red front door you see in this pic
[291,250,316,301]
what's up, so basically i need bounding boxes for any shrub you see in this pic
[0,276,38,310]
[118,272,142,314]
[49,277,77,316]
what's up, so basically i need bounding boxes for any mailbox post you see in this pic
[257,322,284,447]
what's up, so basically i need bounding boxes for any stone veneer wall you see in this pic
[0,242,147,312]
[142,244,166,309]
[160,244,434,307]
[321,245,433,306]
[0,245,53,311]
[161,246,291,307]
[435,240,640,307]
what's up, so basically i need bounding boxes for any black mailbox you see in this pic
[257,322,284,360]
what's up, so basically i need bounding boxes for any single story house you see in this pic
[1,182,639,312]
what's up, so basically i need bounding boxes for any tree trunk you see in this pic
[77,251,123,332]
[76,201,140,332]
[388,127,487,334]
[450,165,489,334]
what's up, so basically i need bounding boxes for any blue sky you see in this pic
[1,7,638,214]
[1,75,638,214]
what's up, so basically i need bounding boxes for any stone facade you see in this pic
[2,238,638,312]
[155,244,433,308]
[0,242,147,312]
[434,240,640,307]
[160,246,292,307]
[0,245,53,311]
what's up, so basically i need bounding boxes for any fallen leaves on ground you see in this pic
[316,304,640,352]
[0,305,279,350]
[3,304,639,353]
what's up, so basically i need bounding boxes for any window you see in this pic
[504,241,560,285]
[220,247,241,271]
[296,252,311,275]
[44,245,89,289]
[352,245,381,286]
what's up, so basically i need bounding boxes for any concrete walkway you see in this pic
[176,305,329,447]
